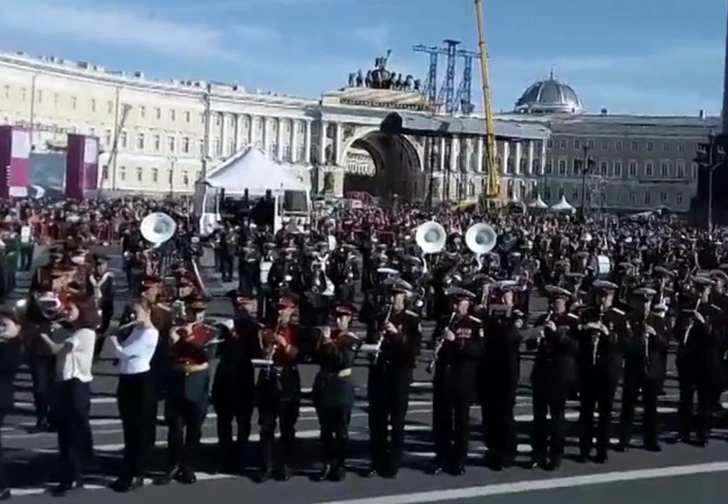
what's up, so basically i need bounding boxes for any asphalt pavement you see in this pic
[3,247,728,503]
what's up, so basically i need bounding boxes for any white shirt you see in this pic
[56,328,96,383]
[111,325,159,375]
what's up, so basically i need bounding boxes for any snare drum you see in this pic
[591,254,612,276]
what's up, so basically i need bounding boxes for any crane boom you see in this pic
[474,0,500,201]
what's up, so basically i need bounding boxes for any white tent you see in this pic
[528,195,548,209]
[205,146,307,195]
[550,195,574,212]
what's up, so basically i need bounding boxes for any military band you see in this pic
[9,215,728,501]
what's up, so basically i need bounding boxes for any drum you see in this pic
[590,254,612,277]
[260,261,273,285]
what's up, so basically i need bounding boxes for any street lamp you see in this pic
[578,145,595,217]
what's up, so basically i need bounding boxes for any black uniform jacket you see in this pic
[529,312,578,389]
[433,314,483,403]
[622,314,668,382]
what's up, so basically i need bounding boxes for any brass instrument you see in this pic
[537,309,554,346]
[361,303,393,362]
[427,312,456,374]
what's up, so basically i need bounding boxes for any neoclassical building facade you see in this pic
[0,49,716,211]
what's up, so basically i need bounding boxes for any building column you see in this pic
[249,115,257,146]
[220,114,229,157]
[335,122,343,166]
[476,137,484,173]
[292,120,300,163]
[514,141,523,176]
[206,112,215,158]
[276,118,284,161]
[234,114,242,151]
[540,139,547,176]
[318,120,328,165]
[439,138,446,172]
[449,136,460,200]
[502,141,510,174]
[304,120,312,164]
[527,140,534,176]
[262,117,271,154]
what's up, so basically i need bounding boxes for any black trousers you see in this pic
[317,406,351,467]
[165,371,209,469]
[117,372,156,478]
[532,385,568,463]
[29,355,56,423]
[55,379,93,485]
[678,372,712,441]
[219,253,234,282]
[620,375,660,444]
[482,387,518,463]
[432,386,470,466]
[368,382,410,470]
[215,396,255,459]
[578,380,615,457]
[258,398,300,468]
[0,414,7,491]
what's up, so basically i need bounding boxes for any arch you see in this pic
[342,129,423,201]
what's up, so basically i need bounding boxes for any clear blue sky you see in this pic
[0,0,724,115]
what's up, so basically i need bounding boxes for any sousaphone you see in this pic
[141,212,177,248]
[465,223,497,269]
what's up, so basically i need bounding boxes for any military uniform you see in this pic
[312,304,359,482]
[431,288,483,476]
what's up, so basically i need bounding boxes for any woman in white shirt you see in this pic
[108,298,159,493]
[38,297,98,497]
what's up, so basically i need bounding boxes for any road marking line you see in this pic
[309,462,728,504]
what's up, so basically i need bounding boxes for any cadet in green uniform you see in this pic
[312,303,360,482]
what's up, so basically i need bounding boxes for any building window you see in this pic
[628,191,635,203]
[601,141,608,150]
[215,114,222,126]
[155,108,161,120]
[70,96,77,109]
[660,191,668,203]
[587,140,594,149]
[213,139,221,155]
[139,106,146,118]
[545,159,552,174]
[182,171,189,186]
[185,111,191,123]
[107,101,113,114]
[20,88,26,101]
[614,161,622,177]
[616,140,623,150]
[120,166,126,181]
[644,192,651,204]
[691,162,698,178]
[170,110,176,122]
[35,90,42,104]
[677,143,685,152]
[571,190,578,202]
[559,139,567,149]
[89,99,95,112]
[228,140,235,156]
[153,135,160,151]
[645,162,653,177]
[168,136,176,152]
[182,137,190,153]
[547,139,553,148]
[105,130,112,146]
[660,162,669,177]
[102,166,109,180]
[677,161,685,178]
[198,139,205,155]
[120,132,127,148]
[677,193,683,205]
[631,141,638,151]
[600,161,608,175]
[136,167,143,182]
[646,141,653,151]
[283,144,291,161]
[574,139,581,149]
[558,160,566,175]
[137,134,145,150]
[152,168,158,183]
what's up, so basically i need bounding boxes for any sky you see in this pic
[0,0,725,115]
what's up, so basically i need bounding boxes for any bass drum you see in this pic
[589,254,612,278]
[260,261,273,285]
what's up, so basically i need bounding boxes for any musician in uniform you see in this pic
[430,287,483,476]
[159,294,216,485]
[575,280,625,463]
[211,291,259,473]
[528,285,578,470]
[480,280,523,471]
[708,269,728,411]
[676,276,721,446]
[618,287,668,452]
[365,279,422,478]
[255,295,301,482]
[312,303,360,482]
[88,254,115,361]
[0,310,24,500]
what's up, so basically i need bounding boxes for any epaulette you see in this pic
[405,310,420,317]
[469,315,482,323]
[567,312,580,320]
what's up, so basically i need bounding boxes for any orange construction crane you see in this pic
[474,0,500,202]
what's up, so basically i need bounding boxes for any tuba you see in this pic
[415,221,447,274]
[140,212,177,248]
[465,223,497,270]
